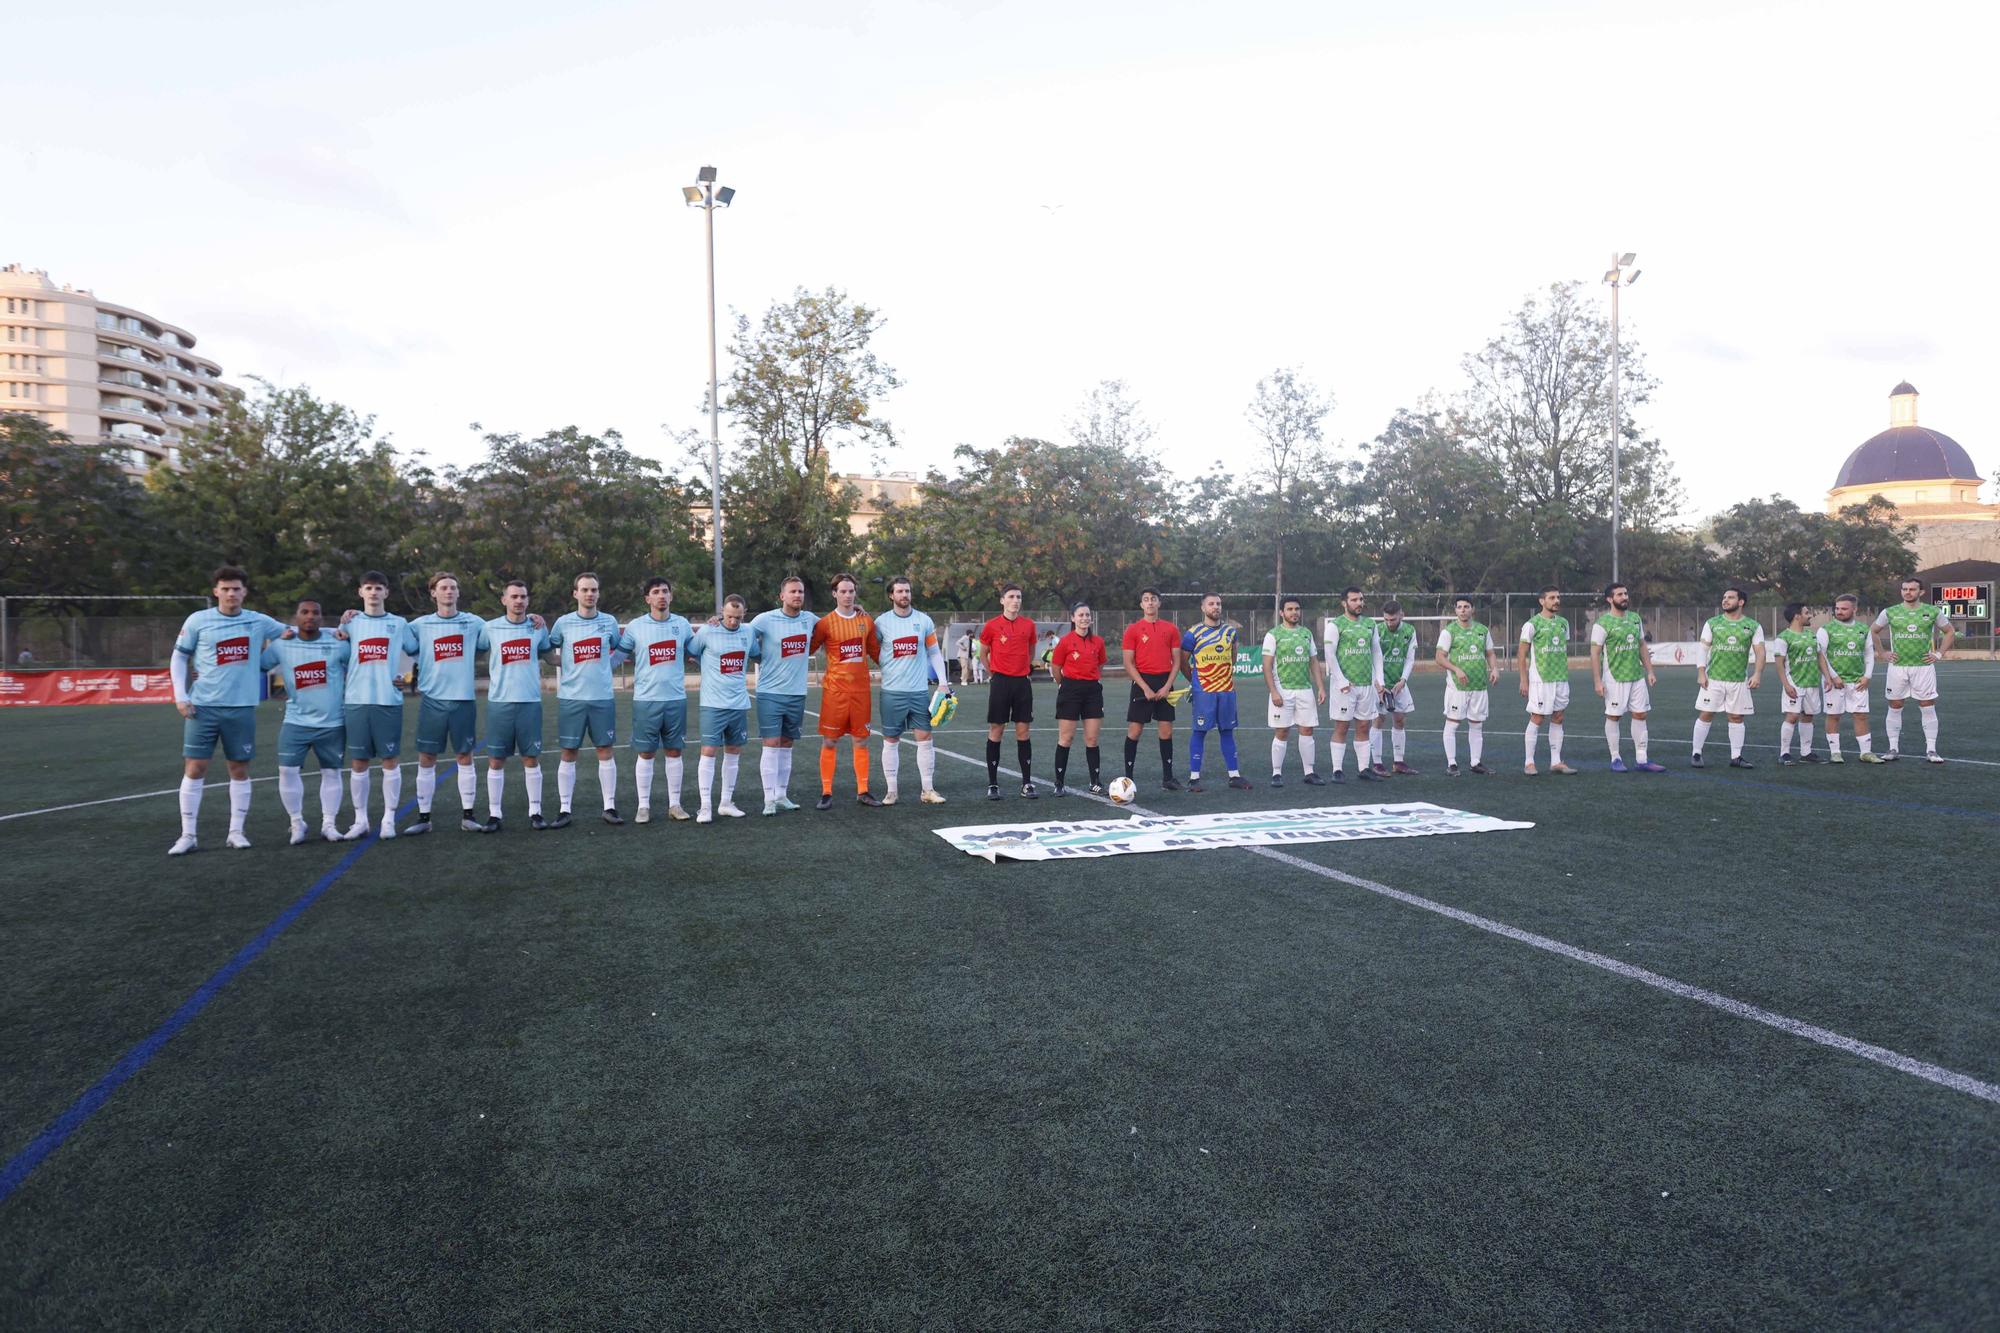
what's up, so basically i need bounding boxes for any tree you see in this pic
[0,413,160,601]
[1242,367,1336,607]
[1709,494,1916,605]
[1066,379,1156,454]
[1353,409,1514,594]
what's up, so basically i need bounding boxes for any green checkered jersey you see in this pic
[1330,615,1376,686]
[1263,624,1318,690]
[1521,614,1569,685]
[1593,610,1647,683]
[1821,619,1870,679]
[1440,622,1491,690]
[1702,615,1760,683]
[1376,620,1416,686]
[1876,602,1947,667]
[1777,627,1819,688]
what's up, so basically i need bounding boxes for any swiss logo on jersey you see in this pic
[214,636,250,666]
[648,641,678,666]
[500,640,532,665]
[780,635,807,659]
[572,637,603,664]
[719,651,746,676]
[357,637,390,665]
[837,641,865,663]
[433,635,464,662]
[891,637,918,659]
[294,661,328,690]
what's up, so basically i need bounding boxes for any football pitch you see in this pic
[3,668,1997,1329]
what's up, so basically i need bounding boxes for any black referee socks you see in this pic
[985,739,1001,786]
[1123,737,1139,778]
[1017,739,1033,781]
[1158,737,1174,779]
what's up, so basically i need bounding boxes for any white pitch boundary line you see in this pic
[922,738,2000,1108]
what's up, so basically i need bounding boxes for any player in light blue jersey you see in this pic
[747,576,818,812]
[874,576,951,806]
[335,571,410,840]
[167,564,289,854]
[618,576,694,822]
[262,597,349,845]
[545,571,625,828]
[688,594,761,822]
[479,579,550,833]
[399,571,485,835]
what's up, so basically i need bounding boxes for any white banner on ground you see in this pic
[935,803,1534,863]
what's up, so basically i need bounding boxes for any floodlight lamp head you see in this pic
[697,165,718,183]
[1627,269,1642,285]
[1602,269,1619,284]
[1618,251,1637,267]
[682,185,704,205]
[715,186,735,206]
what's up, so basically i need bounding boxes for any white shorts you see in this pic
[1329,684,1379,722]
[1601,677,1651,717]
[1779,685,1822,717]
[1267,684,1319,729]
[1442,682,1490,722]
[1823,681,1869,716]
[1524,681,1570,716]
[1378,681,1415,715]
[1697,680,1756,716]
[1884,664,1939,702]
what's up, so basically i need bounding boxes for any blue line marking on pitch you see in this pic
[1664,770,2000,822]
[0,801,416,1207]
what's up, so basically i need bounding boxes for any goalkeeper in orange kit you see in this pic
[809,572,883,809]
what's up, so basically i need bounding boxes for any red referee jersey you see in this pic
[1122,618,1180,675]
[1054,631,1106,681]
[979,614,1035,677]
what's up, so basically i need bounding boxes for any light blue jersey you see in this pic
[874,608,938,694]
[401,611,483,700]
[619,612,693,701]
[689,623,761,711]
[747,608,817,697]
[261,634,348,728]
[482,616,548,704]
[174,607,286,707]
[548,611,623,700]
[342,612,409,706]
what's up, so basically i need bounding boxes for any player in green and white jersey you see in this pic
[1769,601,1826,766]
[1261,596,1326,786]
[1435,597,1499,776]
[1324,587,1383,783]
[1690,586,1764,768]
[1517,586,1577,775]
[1818,593,1882,763]
[1370,601,1420,776]
[1589,582,1664,773]
[1873,577,1954,762]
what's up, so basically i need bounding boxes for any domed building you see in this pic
[1826,382,1999,578]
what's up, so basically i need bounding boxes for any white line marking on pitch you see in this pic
[922,739,2000,1108]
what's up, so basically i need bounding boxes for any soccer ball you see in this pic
[1107,776,1137,804]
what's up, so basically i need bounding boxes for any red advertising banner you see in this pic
[0,670,178,706]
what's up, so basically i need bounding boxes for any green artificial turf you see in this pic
[2,667,1996,1329]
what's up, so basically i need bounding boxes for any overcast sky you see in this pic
[12,0,1995,520]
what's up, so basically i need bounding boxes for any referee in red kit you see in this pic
[1122,586,1185,790]
[979,583,1038,800]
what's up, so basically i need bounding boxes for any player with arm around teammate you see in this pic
[746,576,817,815]
[873,575,951,805]
[1435,597,1499,777]
[1326,587,1383,783]
[167,564,291,854]
[478,580,551,833]
[1690,586,1764,769]
[1372,601,1420,776]
[617,577,694,822]
[1875,576,1954,763]
[1518,586,1577,775]
[263,598,350,845]
[338,570,410,840]
[1818,593,1881,764]
[687,594,761,822]
[810,573,883,809]
[399,571,487,834]
[1590,582,1665,773]
[1770,602,1826,766]
[545,571,625,827]
[1051,601,1109,796]
[1262,595,1326,787]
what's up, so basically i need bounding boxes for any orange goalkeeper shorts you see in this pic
[818,685,873,738]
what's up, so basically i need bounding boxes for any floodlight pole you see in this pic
[1603,252,1636,585]
[688,167,731,613]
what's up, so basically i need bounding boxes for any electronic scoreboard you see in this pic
[1931,583,1990,620]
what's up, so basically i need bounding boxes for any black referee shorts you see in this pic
[1055,679,1104,721]
[1127,671,1175,724]
[986,673,1035,725]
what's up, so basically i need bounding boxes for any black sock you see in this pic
[1159,737,1174,779]
[985,739,1000,786]
[1054,744,1070,786]
[1123,737,1138,778]
[1085,746,1101,784]
[1017,739,1032,782]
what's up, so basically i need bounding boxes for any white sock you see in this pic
[416,764,437,813]
[1270,737,1287,776]
[1921,706,1939,752]
[1779,720,1795,756]
[598,758,618,809]
[1691,717,1712,754]
[1298,734,1315,774]
[558,759,577,810]
[1392,728,1406,762]
[698,755,716,812]
[178,776,204,837]
[1795,724,1812,758]
[1605,719,1622,760]
[457,762,477,812]
[882,740,901,794]
[350,770,373,826]
[381,766,401,820]
[1443,720,1459,766]
[524,765,543,815]
[1355,738,1372,771]
[1885,707,1903,750]
[1549,723,1564,765]
[666,755,685,807]
[319,769,343,824]
[228,779,252,834]
[917,738,936,790]
[636,756,655,807]
[1825,727,1841,758]
[279,766,305,821]
[1632,718,1648,764]
[760,747,781,800]
[779,746,794,791]
[1468,722,1484,766]
[487,768,506,819]
[1524,722,1540,763]
[1859,730,1873,754]
[722,752,740,803]
[1371,729,1386,767]
[1728,721,1745,758]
